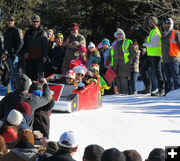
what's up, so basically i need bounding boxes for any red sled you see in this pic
[103,67,117,87]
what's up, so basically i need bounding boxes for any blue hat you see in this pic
[102,38,110,47]
[32,90,43,97]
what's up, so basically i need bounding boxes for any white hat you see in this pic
[58,131,78,148]
[88,42,95,49]
[73,65,88,76]
[66,70,76,79]
[7,109,23,126]
[114,28,125,39]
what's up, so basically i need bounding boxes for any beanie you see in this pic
[148,148,165,161]
[29,82,42,93]
[16,74,30,92]
[123,150,142,161]
[88,42,95,49]
[0,135,5,152]
[102,38,110,47]
[66,70,76,79]
[16,101,31,116]
[7,109,23,126]
[101,148,126,161]
[71,23,79,31]
[150,16,158,25]
[18,129,34,145]
[79,45,87,53]
[32,14,40,22]
[2,126,18,143]
[84,144,105,161]
[46,141,59,155]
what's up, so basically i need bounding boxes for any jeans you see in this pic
[129,72,138,94]
[163,61,180,92]
[7,56,19,90]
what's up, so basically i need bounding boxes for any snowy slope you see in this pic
[49,93,180,161]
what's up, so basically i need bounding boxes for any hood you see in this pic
[114,28,126,40]
[163,18,174,36]
[11,147,38,160]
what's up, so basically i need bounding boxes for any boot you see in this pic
[151,80,165,96]
[114,85,119,94]
[138,79,151,94]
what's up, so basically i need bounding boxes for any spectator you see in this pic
[22,14,49,80]
[146,148,165,161]
[47,29,55,59]
[0,135,7,157]
[83,144,105,161]
[42,131,78,161]
[62,22,86,74]
[78,45,87,66]
[101,148,126,161]
[3,16,23,90]
[86,42,101,69]
[161,18,180,94]
[123,150,142,161]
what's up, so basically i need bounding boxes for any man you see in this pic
[22,14,49,80]
[145,148,165,161]
[0,74,50,128]
[62,23,86,74]
[161,18,180,94]
[139,16,164,96]
[42,131,78,161]
[3,16,23,90]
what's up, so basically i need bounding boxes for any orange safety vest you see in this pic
[169,30,180,57]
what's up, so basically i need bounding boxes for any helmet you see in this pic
[56,33,64,40]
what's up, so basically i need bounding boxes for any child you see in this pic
[78,45,87,66]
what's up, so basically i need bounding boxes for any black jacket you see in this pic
[42,150,76,161]
[0,84,50,128]
[4,26,23,57]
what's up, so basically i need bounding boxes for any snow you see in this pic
[49,92,180,161]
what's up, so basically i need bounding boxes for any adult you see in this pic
[22,14,49,80]
[161,18,180,94]
[62,22,86,74]
[139,17,164,96]
[146,148,165,161]
[3,16,23,90]
[0,74,50,129]
[107,28,136,94]
[123,150,142,161]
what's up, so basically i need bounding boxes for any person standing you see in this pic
[3,16,23,90]
[62,23,86,74]
[22,14,49,80]
[139,16,165,96]
[161,18,180,94]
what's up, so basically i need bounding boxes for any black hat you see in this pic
[83,144,105,161]
[32,14,40,22]
[46,141,59,155]
[16,74,31,92]
[8,16,15,21]
[101,148,126,161]
[148,148,165,161]
[29,81,42,93]
[123,150,142,161]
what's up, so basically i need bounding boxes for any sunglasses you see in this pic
[90,69,98,73]
[33,21,39,23]
[164,22,170,25]
[8,19,14,21]
[77,73,84,76]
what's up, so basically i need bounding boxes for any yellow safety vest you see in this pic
[110,39,132,66]
[146,27,162,56]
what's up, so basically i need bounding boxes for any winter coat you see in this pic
[62,33,86,73]
[86,50,101,69]
[0,141,38,161]
[22,25,49,60]
[41,150,76,161]
[131,50,140,73]
[100,48,111,74]
[33,98,55,138]
[107,40,136,77]
[0,84,50,128]
[77,56,86,65]
[4,26,23,57]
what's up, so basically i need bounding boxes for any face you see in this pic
[90,69,99,78]
[88,47,95,53]
[48,31,53,40]
[116,33,123,39]
[103,44,109,50]
[148,19,154,28]
[164,20,171,31]
[71,29,78,36]
[55,38,63,46]
[32,21,40,28]
[76,73,84,81]
[66,77,74,85]
[7,19,15,27]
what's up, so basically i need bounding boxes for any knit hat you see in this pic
[46,141,59,155]
[7,109,23,126]
[73,65,88,76]
[114,28,125,39]
[16,74,31,92]
[66,70,76,79]
[123,150,142,161]
[79,45,87,53]
[148,148,165,161]
[16,101,31,116]
[56,33,64,40]
[32,89,43,97]
[32,14,40,22]
[102,38,110,47]
[0,135,5,152]
[69,59,81,69]
[18,129,34,145]
[150,16,158,25]
[88,42,95,49]
[89,64,99,73]
[71,22,79,31]
[101,148,126,161]
[83,144,105,161]
[2,126,18,143]
[29,81,42,93]
[58,131,78,148]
